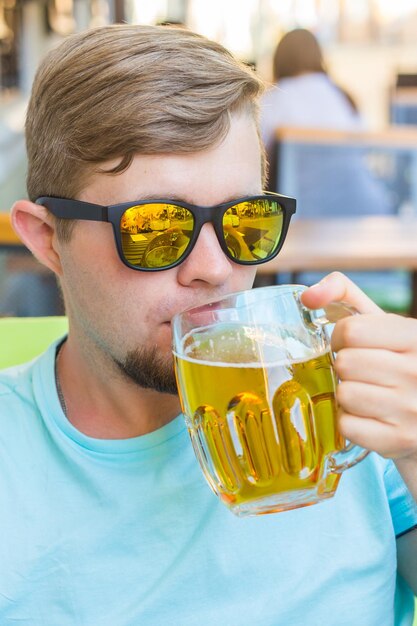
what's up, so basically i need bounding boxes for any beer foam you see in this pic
[175,324,328,367]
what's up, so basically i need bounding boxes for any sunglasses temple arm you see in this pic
[36,197,108,221]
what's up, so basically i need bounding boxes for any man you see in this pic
[2,24,417,625]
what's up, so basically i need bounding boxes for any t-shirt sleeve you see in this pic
[384,460,417,537]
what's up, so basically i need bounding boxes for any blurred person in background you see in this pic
[260,28,390,219]
[260,28,363,159]
[0,23,416,625]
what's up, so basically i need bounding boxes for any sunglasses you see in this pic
[36,192,296,271]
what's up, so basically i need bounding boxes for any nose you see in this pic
[176,223,233,287]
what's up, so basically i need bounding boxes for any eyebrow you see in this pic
[125,192,263,206]
[133,194,190,203]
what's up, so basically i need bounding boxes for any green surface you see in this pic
[0,316,68,368]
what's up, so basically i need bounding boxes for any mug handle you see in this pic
[298,297,370,474]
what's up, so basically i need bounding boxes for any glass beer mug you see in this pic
[172,285,368,517]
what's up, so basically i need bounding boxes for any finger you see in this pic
[331,313,417,352]
[338,412,417,459]
[301,271,382,314]
[334,348,407,387]
[336,381,398,422]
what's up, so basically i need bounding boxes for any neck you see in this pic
[55,335,181,439]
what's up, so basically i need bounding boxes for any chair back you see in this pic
[272,126,417,219]
[390,85,417,125]
[268,126,417,313]
[0,316,68,369]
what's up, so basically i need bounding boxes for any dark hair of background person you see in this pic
[157,20,185,27]
[272,28,358,113]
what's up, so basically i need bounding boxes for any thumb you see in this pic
[300,272,382,315]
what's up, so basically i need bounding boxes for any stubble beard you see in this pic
[113,345,179,395]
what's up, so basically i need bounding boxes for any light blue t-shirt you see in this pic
[0,341,416,626]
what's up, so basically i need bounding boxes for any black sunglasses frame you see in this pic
[36,192,296,272]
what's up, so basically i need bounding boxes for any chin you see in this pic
[113,344,178,395]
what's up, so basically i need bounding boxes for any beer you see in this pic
[174,325,345,515]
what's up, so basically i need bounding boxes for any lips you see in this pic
[164,290,232,327]
[169,297,223,319]
[171,304,224,333]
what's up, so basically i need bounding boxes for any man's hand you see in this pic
[301,272,417,472]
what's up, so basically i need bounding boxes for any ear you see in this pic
[10,200,63,276]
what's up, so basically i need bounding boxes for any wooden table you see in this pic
[256,216,417,316]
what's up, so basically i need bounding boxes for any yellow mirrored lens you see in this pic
[223,199,284,261]
[120,204,193,268]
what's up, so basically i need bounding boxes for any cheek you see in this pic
[60,241,165,331]
[57,226,176,356]
[59,229,128,324]
[61,223,130,295]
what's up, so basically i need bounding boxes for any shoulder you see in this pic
[366,454,417,536]
[0,354,57,468]
[0,343,57,422]
[0,361,38,417]
[0,361,33,394]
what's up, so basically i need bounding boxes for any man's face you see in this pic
[57,113,262,393]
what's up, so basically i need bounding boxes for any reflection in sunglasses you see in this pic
[121,204,194,268]
[120,199,285,269]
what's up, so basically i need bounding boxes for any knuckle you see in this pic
[395,429,417,454]
[405,356,417,383]
[337,412,360,442]
[406,395,417,421]
[328,270,345,282]
[407,363,417,386]
[397,390,417,418]
[407,318,417,349]
[336,382,351,409]
[336,316,361,347]
[334,350,351,379]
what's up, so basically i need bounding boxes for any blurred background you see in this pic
[2,0,417,317]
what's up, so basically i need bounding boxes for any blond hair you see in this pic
[26,24,265,238]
